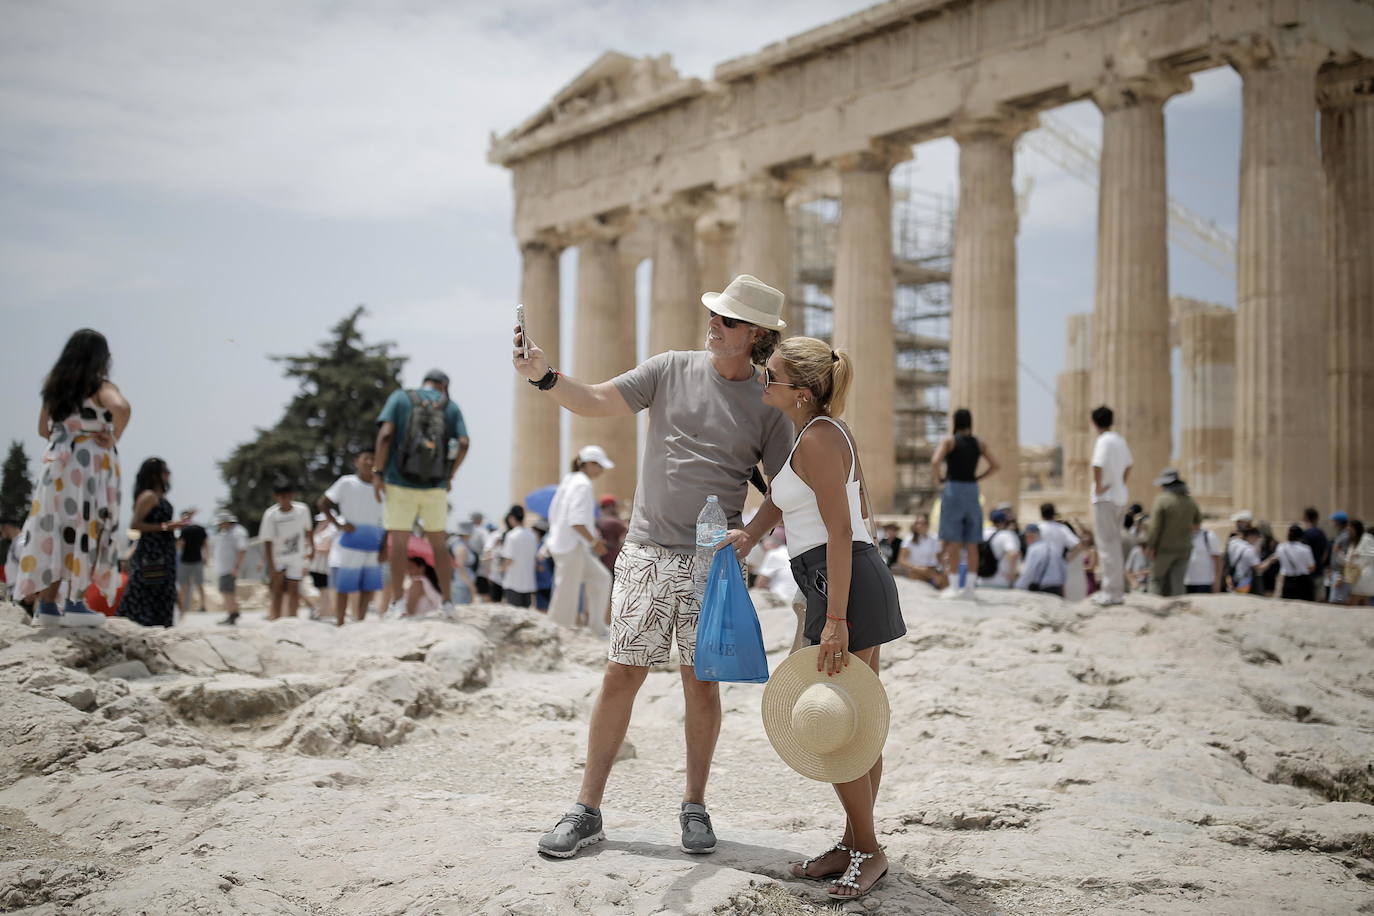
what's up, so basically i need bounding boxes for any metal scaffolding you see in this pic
[791,161,955,512]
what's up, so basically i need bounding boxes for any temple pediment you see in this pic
[508,51,681,141]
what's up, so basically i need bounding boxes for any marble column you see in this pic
[1177,307,1236,501]
[1055,313,1093,502]
[1321,60,1374,518]
[831,146,906,513]
[697,218,736,308]
[571,232,639,503]
[949,114,1032,512]
[737,177,798,331]
[511,238,562,503]
[1230,38,1330,521]
[1090,71,1189,508]
[649,200,703,356]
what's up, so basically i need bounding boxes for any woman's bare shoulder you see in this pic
[94,380,127,406]
[794,418,850,464]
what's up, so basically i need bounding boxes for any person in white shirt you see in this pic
[1014,525,1068,596]
[500,505,540,608]
[210,513,250,625]
[1273,524,1317,601]
[482,525,508,602]
[260,483,314,621]
[306,515,336,618]
[1226,529,1263,594]
[318,451,386,625]
[895,514,946,589]
[981,510,1021,588]
[1089,406,1133,606]
[754,532,798,605]
[1125,540,1151,591]
[546,445,613,635]
[1036,503,1081,559]
[1184,525,1223,594]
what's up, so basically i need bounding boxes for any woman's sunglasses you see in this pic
[705,307,742,329]
[762,367,802,389]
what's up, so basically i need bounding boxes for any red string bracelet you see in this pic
[826,614,852,627]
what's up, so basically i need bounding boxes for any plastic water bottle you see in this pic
[693,495,728,602]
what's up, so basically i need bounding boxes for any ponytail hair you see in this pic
[570,457,584,473]
[775,337,853,417]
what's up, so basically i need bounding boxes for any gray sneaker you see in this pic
[680,802,716,854]
[537,804,604,859]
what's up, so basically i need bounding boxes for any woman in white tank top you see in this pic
[717,336,904,901]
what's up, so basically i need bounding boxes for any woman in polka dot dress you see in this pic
[9,329,130,627]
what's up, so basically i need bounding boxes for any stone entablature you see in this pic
[491,0,1374,242]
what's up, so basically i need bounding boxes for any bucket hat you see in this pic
[702,274,787,330]
[1152,468,1183,487]
[761,646,890,783]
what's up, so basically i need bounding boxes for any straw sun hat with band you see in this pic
[762,646,891,784]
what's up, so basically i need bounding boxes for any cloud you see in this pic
[0,0,869,221]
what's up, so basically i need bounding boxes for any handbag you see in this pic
[1344,560,1363,587]
[694,547,769,684]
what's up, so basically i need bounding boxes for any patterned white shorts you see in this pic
[608,542,744,668]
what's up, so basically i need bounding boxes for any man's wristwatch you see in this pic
[528,368,559,391]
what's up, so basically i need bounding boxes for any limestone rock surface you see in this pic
[0,592,1369,914]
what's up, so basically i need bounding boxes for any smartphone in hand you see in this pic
[516,304,528,358]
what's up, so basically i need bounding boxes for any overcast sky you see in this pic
[1,0,1240,526]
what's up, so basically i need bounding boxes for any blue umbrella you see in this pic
[524,484,559,520]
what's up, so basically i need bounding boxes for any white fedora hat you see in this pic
[702,274,787,330]
[761,646,890,783]
[577,444,615,469]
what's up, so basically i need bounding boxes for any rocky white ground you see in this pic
[0,582,1371,915]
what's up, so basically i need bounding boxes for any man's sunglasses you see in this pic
[762,367,802,388]
[706,307,743,329]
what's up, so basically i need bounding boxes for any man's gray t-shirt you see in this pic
[613,350,793,554]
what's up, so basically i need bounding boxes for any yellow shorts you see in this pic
[382,483,447,532]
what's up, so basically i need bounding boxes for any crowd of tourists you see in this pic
[856,403,1374,606]
[6,271,1371,903]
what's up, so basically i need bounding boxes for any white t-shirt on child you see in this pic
[500,526,539,594]
[260,502,312,561]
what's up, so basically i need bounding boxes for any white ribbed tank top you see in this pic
[770,415,872,556]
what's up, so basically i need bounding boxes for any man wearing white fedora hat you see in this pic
[514,273,794,859]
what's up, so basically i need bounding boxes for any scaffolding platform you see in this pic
[791,161,953,512]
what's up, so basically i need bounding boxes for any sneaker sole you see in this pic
[680,842,717,854]
[34,615,63,628]
[538,830,604,859]
[59,616,105,627]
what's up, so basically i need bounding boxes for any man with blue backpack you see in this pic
[373,368,469,619]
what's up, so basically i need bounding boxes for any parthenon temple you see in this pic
[491,0,1374,525]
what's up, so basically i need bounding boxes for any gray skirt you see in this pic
[790,541,906,653]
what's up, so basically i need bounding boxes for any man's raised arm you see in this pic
[511,325,632,418]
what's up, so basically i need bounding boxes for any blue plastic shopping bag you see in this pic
[694,547,770,683]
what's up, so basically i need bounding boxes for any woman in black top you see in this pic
[121,458,192,627]
[929,408,1000,594]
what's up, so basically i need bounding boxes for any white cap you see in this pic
[578,444,615,469]
[1230,509,1253,522]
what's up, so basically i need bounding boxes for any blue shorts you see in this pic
[332,525,384,594]
[332,563,383,595]
[939,481,982,544]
